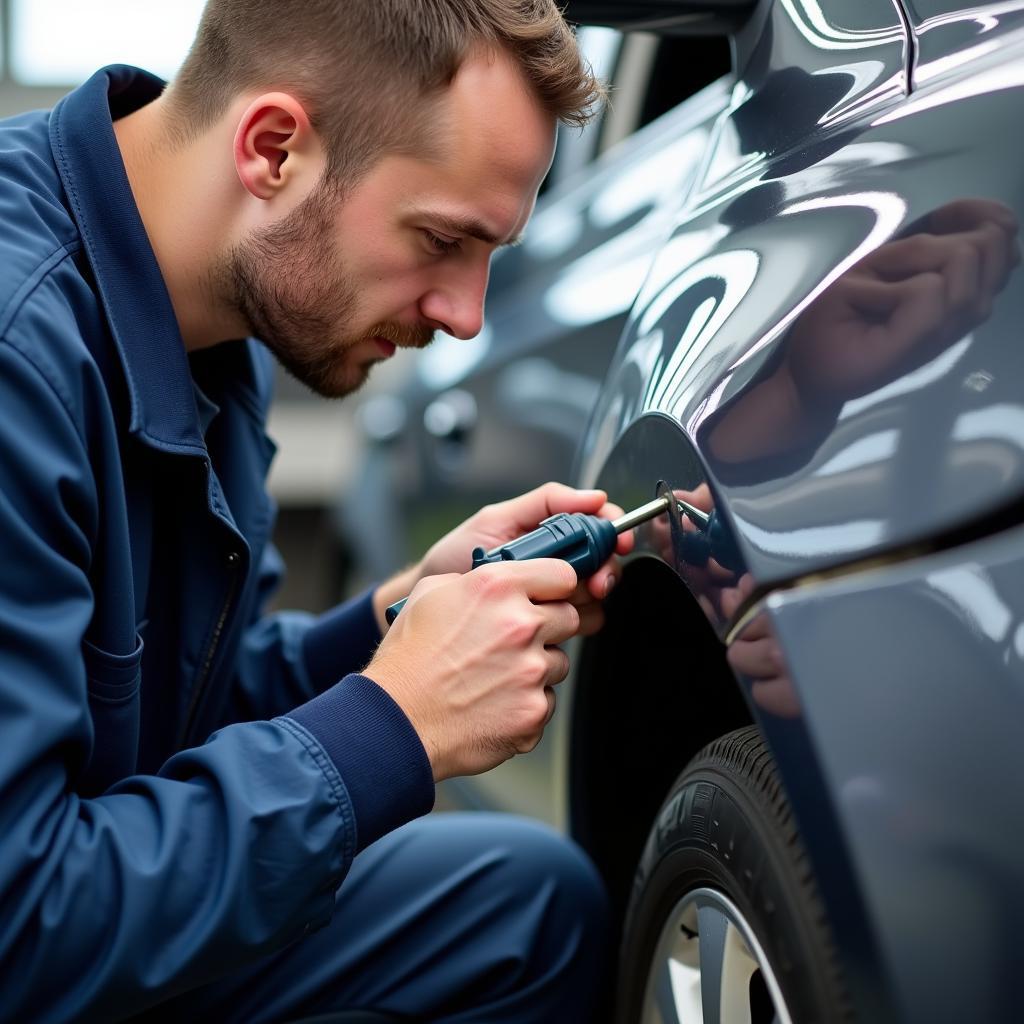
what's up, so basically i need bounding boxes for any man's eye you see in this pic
[424,230,461,255]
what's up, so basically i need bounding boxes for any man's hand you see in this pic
[366,558,580,780]
[784,198,1020,415]
[372,482,632,636]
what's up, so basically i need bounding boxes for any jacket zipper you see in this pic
[179,548,242,747]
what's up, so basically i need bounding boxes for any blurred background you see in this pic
[0,2,730,619]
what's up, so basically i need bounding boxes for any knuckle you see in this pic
[528,690,551,728]
[472,565,509,600]
[509,618,539,648]
[522,653,549,686]
[515,732,541,755]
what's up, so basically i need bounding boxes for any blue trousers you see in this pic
[139,813,610,1022]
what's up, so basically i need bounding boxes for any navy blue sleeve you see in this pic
[284,674,435,849]
[0,337,376,1022]
[303,586,383,687]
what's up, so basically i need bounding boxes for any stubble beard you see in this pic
[225,181,434,399]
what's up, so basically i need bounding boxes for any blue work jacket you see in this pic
[0,66,433,1021]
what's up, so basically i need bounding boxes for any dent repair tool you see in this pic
[385,495,673,624]
[675,497,744,573]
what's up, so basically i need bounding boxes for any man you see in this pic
[0,1,626,1020]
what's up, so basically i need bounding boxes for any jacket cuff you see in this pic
[302,588,382,692]
[284,674,434,850]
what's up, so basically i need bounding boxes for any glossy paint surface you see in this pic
[908,2,1024,87]
[580,0,1024,597]
[762,525,1024,1022]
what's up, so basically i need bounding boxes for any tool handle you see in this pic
[385,513,618,624]
[707,510,743,572]
[385,596,408,624]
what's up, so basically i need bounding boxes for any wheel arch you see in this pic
[568,554,753,931]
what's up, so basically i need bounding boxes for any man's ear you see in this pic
[233,93,322,200]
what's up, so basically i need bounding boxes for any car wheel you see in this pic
[616,726,850,1023]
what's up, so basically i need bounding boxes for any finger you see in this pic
[491,482,608,534]
[969,220,1017,304]
[750,677,802,718]
[517,685,559,754]
[544,647,571,687]
[866,233,949,279]
[737,610,772,641]
[537,600,580,646]
[543,685,557,725]
[719,585,745,620]
[576,603,606,637]
[937,233,983,313]
[705,557,739,584]
[472,558,579,602]
[586,558,622,600]
[881,271,947,351]
[727,635,784,679]
[674,485,713,512]
[927,199,1018,235]
[842,274,925,315]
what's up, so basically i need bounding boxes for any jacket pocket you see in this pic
[83,635,144,702]
[80,635,144,797]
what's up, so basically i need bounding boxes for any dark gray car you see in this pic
[359,1,1024,1020]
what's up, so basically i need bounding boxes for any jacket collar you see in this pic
[49,65,212,454]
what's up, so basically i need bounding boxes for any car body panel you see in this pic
[760,525,1024,1022]
[580,5,1024,598]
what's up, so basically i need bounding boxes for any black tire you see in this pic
[616,726,851,1024]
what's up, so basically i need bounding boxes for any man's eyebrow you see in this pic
[424,212,523,249]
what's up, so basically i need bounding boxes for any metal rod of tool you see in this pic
[611,495,672,533]
[675,497,710,528]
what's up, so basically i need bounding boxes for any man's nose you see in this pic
[420,263,489,340]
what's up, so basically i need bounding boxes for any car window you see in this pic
[541,26,622,193]
[544,27,731,194]
[598,31,731,154]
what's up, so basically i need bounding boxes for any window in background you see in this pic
[11,0,205,85]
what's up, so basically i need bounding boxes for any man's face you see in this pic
[228,52,556,398]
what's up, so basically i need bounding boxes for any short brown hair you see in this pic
[166,0,604,180]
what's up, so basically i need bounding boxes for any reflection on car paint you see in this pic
[585,187,1024,594]
[911,2,1024,81]
[698,0,906,195]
